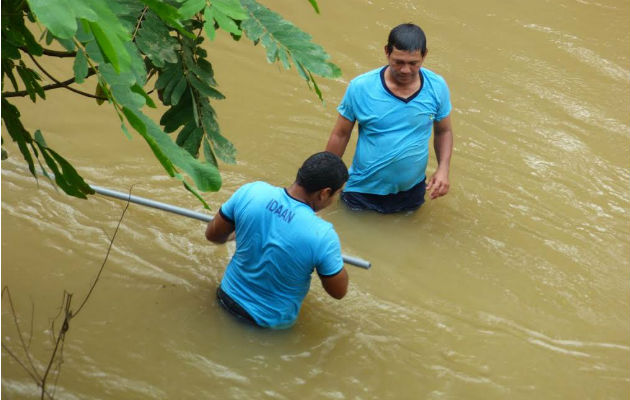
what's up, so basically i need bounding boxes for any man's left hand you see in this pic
[426,169,450,199]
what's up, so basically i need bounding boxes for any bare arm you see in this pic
[205,210,235,244]
[325,114,355,157]
[426,115,454,199]
[319,268,349,299]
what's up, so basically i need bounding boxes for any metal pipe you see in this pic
[90,185,372,269]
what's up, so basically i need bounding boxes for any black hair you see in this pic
[386,23,427,56]
[296,152,348,193]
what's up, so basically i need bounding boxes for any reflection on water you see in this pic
[2,0,629,398]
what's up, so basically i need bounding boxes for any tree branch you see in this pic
[20,47,77,58]
[26,53,106,100]
[2,65,101,99]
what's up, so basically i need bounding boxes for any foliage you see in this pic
[1,0,341,207]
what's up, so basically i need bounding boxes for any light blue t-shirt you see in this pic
[219,181,343,329]
[337,66,451,195]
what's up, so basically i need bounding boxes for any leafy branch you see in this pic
[1,0,340,207]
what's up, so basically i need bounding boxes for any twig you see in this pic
[19,47,77,58]
[1,287,42,381]
[40,292,71,400]
[2,72,96,98]
[28,298,35,349]
[132,6,150,41]
[73,187,132,317]
[26,53,105,100]
[1,343,42,386]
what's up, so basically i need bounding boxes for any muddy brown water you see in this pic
[2,0,629,398]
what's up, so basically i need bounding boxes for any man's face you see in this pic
[385,47,425,85]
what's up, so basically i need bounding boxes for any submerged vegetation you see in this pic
[1,0,341,207]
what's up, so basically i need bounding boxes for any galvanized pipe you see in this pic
[90,185,372,269]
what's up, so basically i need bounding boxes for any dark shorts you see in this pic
[341,179,426,214]
[216,286,259,326]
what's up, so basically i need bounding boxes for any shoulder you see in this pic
[239,180,274,192]
[348,67,383,88]
[310,218,339,243]
[231,181,275,200]
[421,67,448,87]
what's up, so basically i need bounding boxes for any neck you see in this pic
[286,183,315,210]
[384,67,421,92]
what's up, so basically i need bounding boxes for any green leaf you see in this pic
[181,178,211,210]
[30,128,93,198]
[37,146,74,194]
[48,148,94,197]
[95,82,107,105]
[99,64,145,109]
[181,125,204,157]
[190,58,217,86]
[155,62,181,91]
[16,63,45,102]
[88,21,128,73]
[175,121,197,146]
[240,0,341,100]
[2,98,36,176]
[135,11,180,68]
[131,84,156,108]
[203,8,216,41]
[122,106,148,135]
[188,74,225,99]
[178,0,206,18]
[162,74,185,106]
[127,108,222,191]
[208,8,241,36]
[307,69,323,100]
[202,136,218,165]
[121,123,133,140]
[73,49,89,84]
[122,106,177,178]
[27,0,79,39]
[170,76,188,106]
[200,101,235,163]
[307,0,320,14]
[212,0,249,20]
[33,129,48,147]
[160,90,193,133]
[140,0,194,39]
[2,60,19,91]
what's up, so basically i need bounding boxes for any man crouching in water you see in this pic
[205,152,349,329]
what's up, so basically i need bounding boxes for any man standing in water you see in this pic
[205,152,349,329]
[325,23,454,213]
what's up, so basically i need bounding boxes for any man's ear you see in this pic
[319,187,333,200]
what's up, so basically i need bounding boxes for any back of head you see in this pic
[386,23,427,56]
[296,152,348,193]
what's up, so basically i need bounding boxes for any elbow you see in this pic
[330,289,347,300]
[205,228,225,244]
[205,233,227,244]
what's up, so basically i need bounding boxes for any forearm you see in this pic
[325,133,351,157]
[433,129,453,172]
[325,114,354,157]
